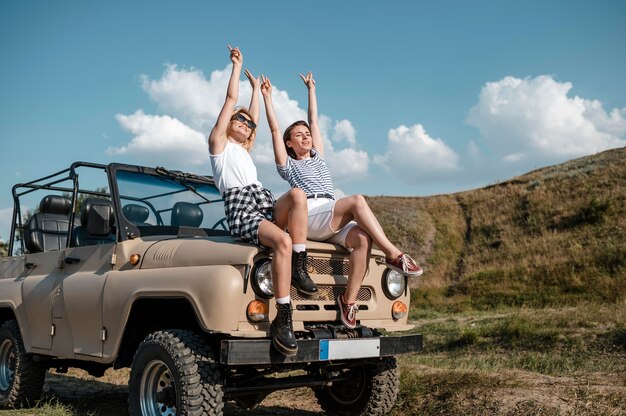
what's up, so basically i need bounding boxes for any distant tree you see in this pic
[63,186,109,215]
[13,207,36,255]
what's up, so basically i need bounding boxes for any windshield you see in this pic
[115,170,228,236]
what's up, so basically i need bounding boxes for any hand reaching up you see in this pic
[299,71,315,90]
[260,75,273,99]
[228,45,243,66]
[245,69,259,90]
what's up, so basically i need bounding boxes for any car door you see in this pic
[51,243,115,358]
[21,251,62,350]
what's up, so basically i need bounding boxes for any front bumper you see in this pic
[220,333,422,365]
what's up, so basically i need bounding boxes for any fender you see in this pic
[101,264,246,361]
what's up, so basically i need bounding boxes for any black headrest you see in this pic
[23,196,71,253]
[40,195,72,215]
[123,204,149,223]
[171,202,203,227]
[81,198,114,236]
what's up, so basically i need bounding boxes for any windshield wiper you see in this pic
[155,166,213,205]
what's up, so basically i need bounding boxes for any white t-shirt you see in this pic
[209,140,262,194]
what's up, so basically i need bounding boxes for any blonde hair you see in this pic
[229,107,256,152]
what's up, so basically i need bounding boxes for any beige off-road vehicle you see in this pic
[0,162,422,415]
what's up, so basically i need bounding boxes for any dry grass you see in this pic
[369,146,626,312]
[392,303,626,416]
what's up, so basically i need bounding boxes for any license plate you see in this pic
[319,338,381,360]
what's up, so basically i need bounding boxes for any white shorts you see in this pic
[307,198,357,248]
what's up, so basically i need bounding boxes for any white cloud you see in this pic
[467,75,626,161]
[316,117,368,182]
[108,110,208,169]
[374,124,461,183]
[108,64,259,173]
[466,140,483,163]
[112,65,369,189]
[331,119,357,147]
[503,153,525,162]
[141,64,230,133]
[325,147,369,181]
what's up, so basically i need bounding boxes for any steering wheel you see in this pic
[211,217,228,231]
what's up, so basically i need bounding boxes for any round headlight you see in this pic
[251,260,274,298]
[382,269,405,299]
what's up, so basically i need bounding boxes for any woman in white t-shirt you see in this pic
[261,72,422,330]
[208,46,317,357]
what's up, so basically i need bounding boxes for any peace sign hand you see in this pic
[299,71,316,89]
[260,75,273,98]
[245,69,260,90]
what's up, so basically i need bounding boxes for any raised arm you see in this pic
[208,45,243,155]
[261,75,288,166]
[244,69,260,124]
[300,72,324,156]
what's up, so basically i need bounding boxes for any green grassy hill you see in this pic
[368,147,625,415]
[368,146,626,313]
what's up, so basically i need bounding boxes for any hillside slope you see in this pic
[368,146,626,311]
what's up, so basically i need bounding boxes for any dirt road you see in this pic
[45,368,323,415]
[43,364,626,416]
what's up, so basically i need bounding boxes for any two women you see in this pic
[209,45,422,354]
[208,46,317,357]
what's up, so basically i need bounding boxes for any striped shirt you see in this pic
[276,149,335,198]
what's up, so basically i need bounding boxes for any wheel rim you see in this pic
[0,339,16,391]
[139,359,178,416]
[328,367,367,405]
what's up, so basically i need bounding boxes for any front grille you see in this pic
[306,257,350,276]
[291,285,372,302]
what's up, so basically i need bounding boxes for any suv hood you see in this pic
[139,236,262,269]
[137,237,368,269]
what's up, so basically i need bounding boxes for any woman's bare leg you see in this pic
[269,187,318,296]
[273,188,308,244]
[258,219,299,356]
[258,219,293,299]
[331,195,402,260]
[343,226,372,304]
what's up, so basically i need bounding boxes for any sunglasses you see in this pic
[232,113,257,130]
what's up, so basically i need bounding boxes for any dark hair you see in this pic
[283,120,310,159]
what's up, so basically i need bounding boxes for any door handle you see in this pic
[64,257,81,264]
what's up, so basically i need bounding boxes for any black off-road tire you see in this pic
[128,329,224,416]
[314,357,400,416]
[0,320,46,408]
[188,332,224,415]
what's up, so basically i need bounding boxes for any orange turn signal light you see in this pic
[392,301,408,320]
[129,254,141,265]
[247,300,269,322]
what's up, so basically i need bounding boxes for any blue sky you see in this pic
[1,0,625,241]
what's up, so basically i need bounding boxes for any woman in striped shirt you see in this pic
[261,72,423,329]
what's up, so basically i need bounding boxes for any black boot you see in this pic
[291,251,319,297]
[270,303,298,356]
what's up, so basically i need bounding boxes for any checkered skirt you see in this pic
[223,184,275,244]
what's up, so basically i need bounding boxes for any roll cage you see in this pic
[8,162,226,256]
